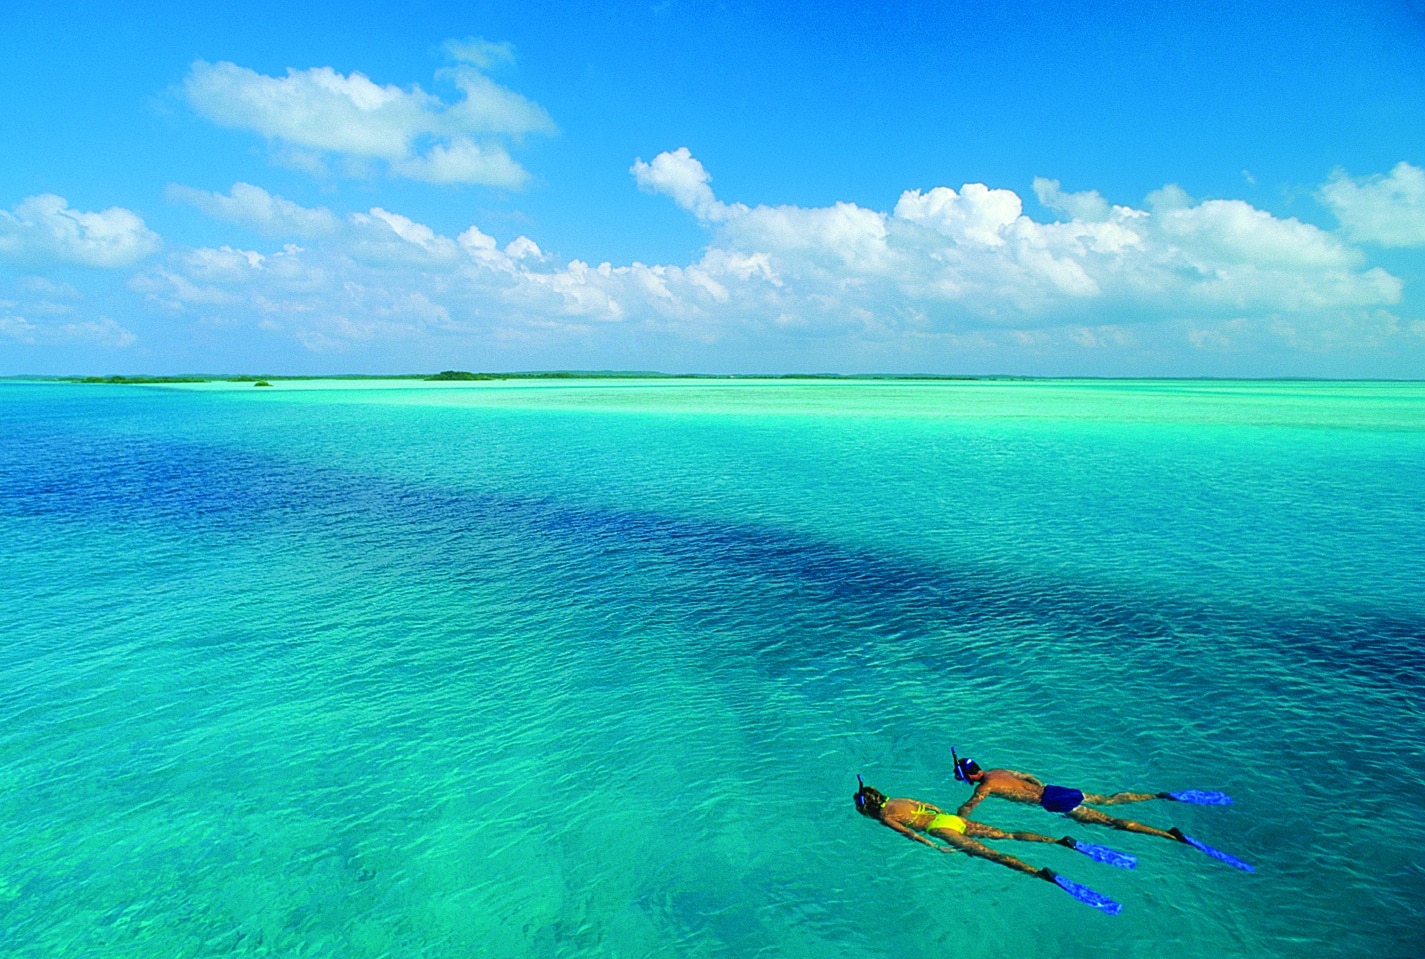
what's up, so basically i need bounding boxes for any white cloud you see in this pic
[637,149,1396,320]
[897,184,1022,245]
[0,194,160,268]
[125,153,1414,369]
[1154,197,1359,270]
[166,182,338,236]
[390,137,528,186]
[632,147,726,222]
[349,208,463,264]
[182,53,553,188]
[1318,161,1425,247]
[437,66,553,137]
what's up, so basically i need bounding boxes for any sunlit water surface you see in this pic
[2,378,1422,957]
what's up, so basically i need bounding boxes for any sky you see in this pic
[2,0,1424,376]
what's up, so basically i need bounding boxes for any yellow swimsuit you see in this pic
[909,803,967,835]
[927,813,968,834]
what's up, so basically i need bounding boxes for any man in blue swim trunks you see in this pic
[953,756,1187,844]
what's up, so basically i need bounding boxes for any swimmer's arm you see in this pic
[956,783,990,818]
[884,820,940,850]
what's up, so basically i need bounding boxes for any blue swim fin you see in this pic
[1051,874,1123,915]
[1181,834,1255,872]
[1167,790,1234,806]
[1071,841,1137,869]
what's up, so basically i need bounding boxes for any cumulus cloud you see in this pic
[0,194,160,268]
[632,147,726,222]
[182,51,553,188]
[166,182,339,236]
[627,149,1398,323]
[125,153,1413,368]
[896,184,1022,245]
[1318,161,1425,246]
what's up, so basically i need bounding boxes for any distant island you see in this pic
[43,370,1000,384]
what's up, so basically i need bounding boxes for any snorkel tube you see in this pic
[853,775,886,818]
[952,747,978,783]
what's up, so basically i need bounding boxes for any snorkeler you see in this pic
[953,750,1196,837]
[949,751,1253,871]
[853,777,1127,913]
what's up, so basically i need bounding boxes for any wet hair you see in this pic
[853,775,887,818]
[954,757,983,782]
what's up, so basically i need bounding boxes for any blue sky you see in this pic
[2,0,1424,376]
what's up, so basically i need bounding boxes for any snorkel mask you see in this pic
[853,775,884,817]
[952,747,979,782]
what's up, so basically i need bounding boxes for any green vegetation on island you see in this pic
[74,375,211,384]
[45,370,1017,385]
[424,370,642,381]
[425,370,503,381]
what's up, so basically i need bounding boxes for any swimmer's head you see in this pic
[854,775,887,818]
[953,749,983,783]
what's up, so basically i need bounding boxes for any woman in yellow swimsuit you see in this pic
[854,778,1076,878]
[854,778,1128,913]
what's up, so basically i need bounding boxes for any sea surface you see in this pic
[1,377,1422,958]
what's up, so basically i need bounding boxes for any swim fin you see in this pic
[1180,833,1255,872]
[1051,874,1123,915]
[1166,790,1234,805]
[1070,840,1137,869]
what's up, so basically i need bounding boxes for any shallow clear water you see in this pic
[2,378,1422,957]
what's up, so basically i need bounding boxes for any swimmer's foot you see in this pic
[1045,871,1123,914]
[1168,826,1188,843]
[1176,832,1255,873]
[1165,790,1235,805]
[1069,841,1138,869]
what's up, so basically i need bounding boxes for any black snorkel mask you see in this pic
[854,774,882,816]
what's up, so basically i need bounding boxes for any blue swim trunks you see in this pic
[1041,785,1085,813]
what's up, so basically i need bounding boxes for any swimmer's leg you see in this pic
[968,822,1136,868]
[964,822,1067,845]
[930,829,1043,877]
[1080,791,1160,805]
[937,829,1123,913]
[1067,805,1180,842]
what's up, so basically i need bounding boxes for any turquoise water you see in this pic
[2,378,1422,957]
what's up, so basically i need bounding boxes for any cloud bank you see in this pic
[126,154,1418,370]
[628,150,1398,322]
[182,47,554,188]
